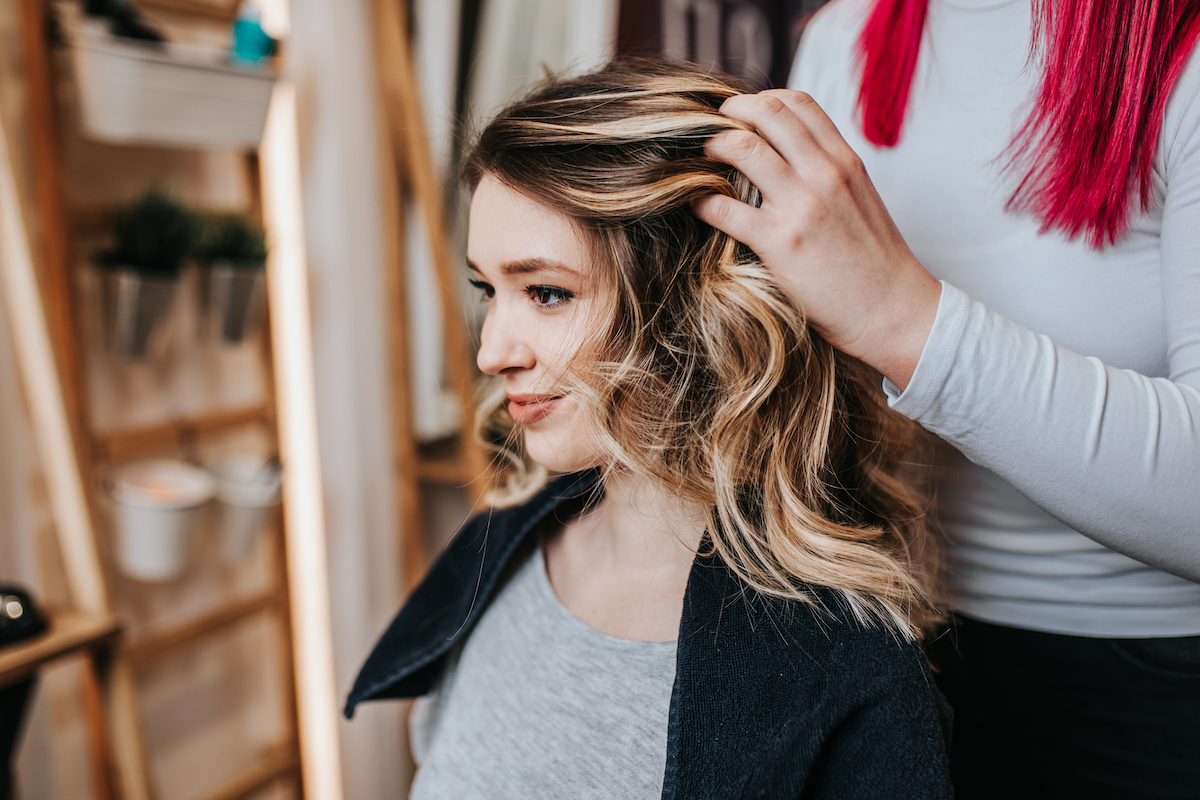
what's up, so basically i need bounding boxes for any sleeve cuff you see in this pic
[882,281,973,422]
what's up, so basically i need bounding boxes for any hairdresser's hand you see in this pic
[694,90,941,390]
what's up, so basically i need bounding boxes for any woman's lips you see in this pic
[507,395,562,425]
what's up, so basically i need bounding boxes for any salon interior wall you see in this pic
[0,0,405,795]
[617,0,827,89]
[0,2,377,799]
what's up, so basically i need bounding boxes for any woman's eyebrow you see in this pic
[466,257,581,279]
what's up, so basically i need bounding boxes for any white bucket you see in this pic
[112,460,215,581]
[209,457,281,562]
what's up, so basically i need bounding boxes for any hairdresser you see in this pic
[694,1,1200,797]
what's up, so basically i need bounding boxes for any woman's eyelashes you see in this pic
[468,278,495,301]
[469,277,574,310]
[527,285,574,308]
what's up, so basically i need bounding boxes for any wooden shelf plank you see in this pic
[416,454,478,487]
[415,433,491,488]
[0,609,120,689]
[126,590,283,667]
[94,404,272,461]
[194,745,298,800]
[140,0,240,22]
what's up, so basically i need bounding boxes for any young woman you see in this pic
[346,61,952,798]
[692,0,1200,797]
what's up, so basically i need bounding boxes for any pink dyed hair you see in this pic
[856,0,1200,248]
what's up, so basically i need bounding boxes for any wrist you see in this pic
[861,273,941,391]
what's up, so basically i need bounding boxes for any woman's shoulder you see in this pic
[681,552,938,690]
[751,587,934,686]
[671,557,952,799]
[808,0,874,33]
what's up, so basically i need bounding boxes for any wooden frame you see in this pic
[260,80,346,800]
[1,19,143,795]
[93,405,272,461]
[0,613,120,689]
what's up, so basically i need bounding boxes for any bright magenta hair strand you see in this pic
[854,0,1200,248]
[856,0,929,148]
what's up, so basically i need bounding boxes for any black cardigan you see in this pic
[346,471,953,799]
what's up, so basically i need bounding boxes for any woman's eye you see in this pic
[468,279,495,301]
[528,285,573,307]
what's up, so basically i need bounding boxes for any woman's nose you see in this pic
[476,310,535,375]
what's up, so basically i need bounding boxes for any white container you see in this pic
[209,457,281,562]
[70,21,277,149]
[112,460,215,581]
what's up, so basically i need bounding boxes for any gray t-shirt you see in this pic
[408,545,678,799]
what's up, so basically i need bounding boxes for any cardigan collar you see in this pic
[345,470,603,715]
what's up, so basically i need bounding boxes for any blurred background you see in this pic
[0,0,827,798]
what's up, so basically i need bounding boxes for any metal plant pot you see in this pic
[102,267,179,360]
[201,260,266,344]
[111,460,215,582]
[209,456,282,562]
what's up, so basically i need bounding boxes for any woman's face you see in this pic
[468,176,610,473]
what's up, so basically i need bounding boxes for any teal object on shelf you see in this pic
[231,16,274,67]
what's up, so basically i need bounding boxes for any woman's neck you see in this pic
[542,469,706,642]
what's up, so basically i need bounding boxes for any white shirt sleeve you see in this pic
[887,283,1200,581]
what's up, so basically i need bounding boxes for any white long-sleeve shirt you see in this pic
[792,0,1200,636]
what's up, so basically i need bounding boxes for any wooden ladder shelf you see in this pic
[5,1,342,798]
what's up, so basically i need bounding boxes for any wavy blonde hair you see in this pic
[463,60,940,638]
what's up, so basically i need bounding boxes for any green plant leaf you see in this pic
[196,214,268,265]
[104,188,200,277]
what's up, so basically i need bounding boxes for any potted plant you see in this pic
[196,214,269,344]
[97,188,199,359]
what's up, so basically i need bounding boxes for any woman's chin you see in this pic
[525,435,605,475]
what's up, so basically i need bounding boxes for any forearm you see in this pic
[890,284,1200,581]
